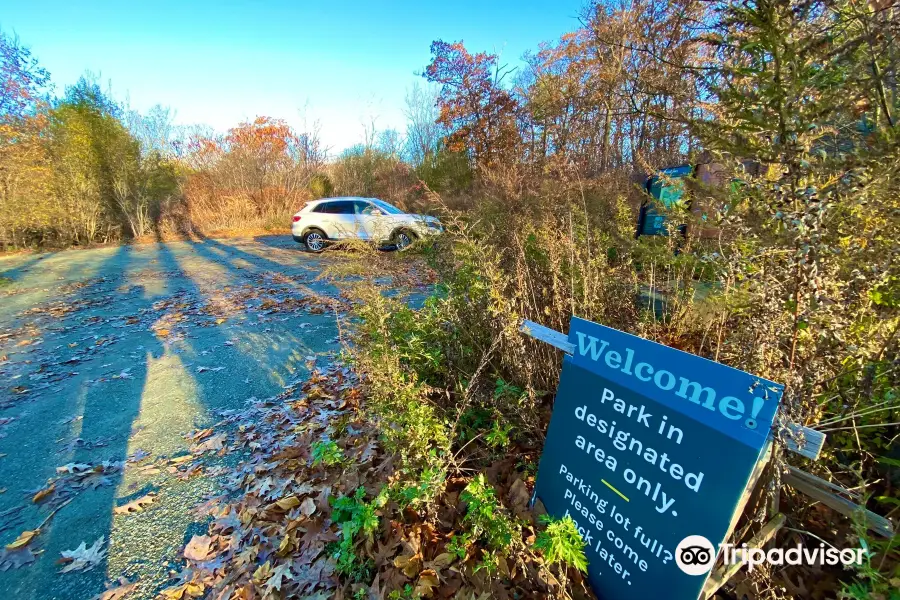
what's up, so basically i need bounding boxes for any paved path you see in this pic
[0,236,352,599]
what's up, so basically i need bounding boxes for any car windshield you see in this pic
[371,199,404,215]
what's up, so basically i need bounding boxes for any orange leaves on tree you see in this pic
[424,40,519,167]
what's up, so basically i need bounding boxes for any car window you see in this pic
[312,202,330,213]
[355,201,381,215]
[371,199,404,215]
[320,201,355,214]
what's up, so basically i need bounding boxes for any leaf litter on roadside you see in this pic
[90,577,139,600]
[156,361,564,600]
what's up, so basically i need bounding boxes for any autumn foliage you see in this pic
[424,40,519,168]
[0,1,898,598]
[178,116,324,234]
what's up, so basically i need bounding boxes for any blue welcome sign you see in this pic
[535,317,783,600]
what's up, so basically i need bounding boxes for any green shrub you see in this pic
[839,523,899,600]
[308,173,334,198]
[414,147,473,196]
[460,474,519,572]
[393,466,445,510]
[349,283,451,470]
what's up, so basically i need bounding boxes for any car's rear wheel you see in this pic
[302,229,327,253]
[393,229,416,251]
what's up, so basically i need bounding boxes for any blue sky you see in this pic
[3,0,585,153]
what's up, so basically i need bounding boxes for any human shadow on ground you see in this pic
[0,239,315,599]
[0,243,152,599]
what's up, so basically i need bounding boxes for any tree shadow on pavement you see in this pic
[0,253,49,283]
[182,236,341,383]
[0,237,345,599]
[192,233,319,278]
[251,234,305,253]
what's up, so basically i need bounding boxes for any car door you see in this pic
[320,200,361,239]
[354,200,388,241]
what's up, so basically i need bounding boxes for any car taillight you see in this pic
[292,215,302,222]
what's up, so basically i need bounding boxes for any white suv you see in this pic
[291,197,443,252]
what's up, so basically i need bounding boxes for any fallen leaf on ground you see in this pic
[189,428,213,441]
[127,449,151,463]
[158,582,205,599]
[90,577,139,600]
[275,495,300,511]
[59,537,106,573]
[56,463,93,474]
[428,552,455,570]
[299,497,316,517]
[415,569,439,597]
[32,484,55,504]
[183,535,214,562]
[5,529,38,550]
[507,477,531,517]
[394,553,423,578]
[192,433,226,454]
[253,560,273,584]
[114,492,157,515]
[265,562,294,592]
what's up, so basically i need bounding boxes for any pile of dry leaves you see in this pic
[160,363,587,600]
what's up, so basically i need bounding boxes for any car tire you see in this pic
[302,228,327,253]
[392,228,416,251]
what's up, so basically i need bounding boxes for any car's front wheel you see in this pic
[393,229,416,251]
[302,229,327,253]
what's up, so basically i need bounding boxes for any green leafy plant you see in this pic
[534,515,588,573]
[473,550,500,574]
[494,378,522,401]
[394,466,445,510]
[447,533,473,560]
[516,459,538,478]
[346,283,451,470]
[387,584,417,600]
[839,519,900,600]
[484,420,513,449]
[311,439,344,467]
[456,407,492,443]
[460,474,518,572]
[329,487,385,582]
